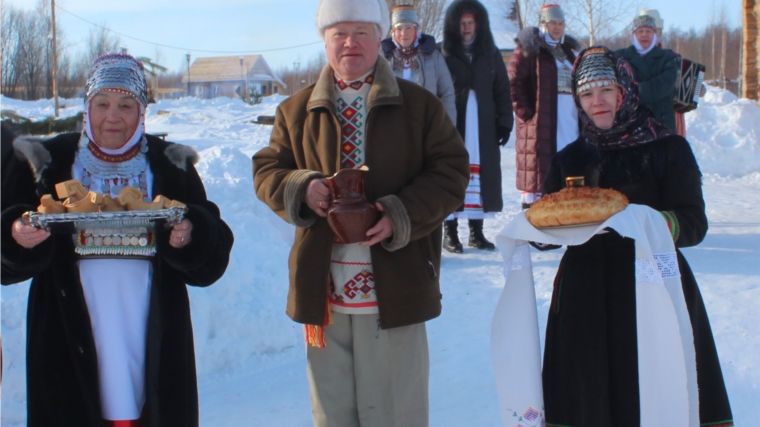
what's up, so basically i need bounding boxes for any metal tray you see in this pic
[23,207,188,234]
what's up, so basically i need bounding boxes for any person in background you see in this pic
[616,14,678,133]
[509,4,582,210]
[538,46,733,427]
[1,53,234,427]
[440,0,513,253]
[381,4,457,123]
[640,8,701,137]
[253,0,469,425]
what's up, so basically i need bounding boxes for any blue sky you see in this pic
[5,0,741,73]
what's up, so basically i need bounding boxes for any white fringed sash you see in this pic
[492,204,698,427]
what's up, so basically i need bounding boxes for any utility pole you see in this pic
[51,0,59,117]
[186,53,191,97]
[239,56,245,102]
[293,62,300,93]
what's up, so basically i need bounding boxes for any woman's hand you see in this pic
[11,219,51,249]
[169,219,193,248]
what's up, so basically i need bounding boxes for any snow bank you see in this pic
[685,86,760,177]
[0,95,84,121]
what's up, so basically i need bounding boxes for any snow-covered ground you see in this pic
[2,87,758,426]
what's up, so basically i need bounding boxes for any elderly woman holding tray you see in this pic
[1,53,233,427]
[491,46,732,427]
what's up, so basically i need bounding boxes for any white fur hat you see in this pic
[315,0,390,40]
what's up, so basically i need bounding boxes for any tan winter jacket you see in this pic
[253,56,469,329]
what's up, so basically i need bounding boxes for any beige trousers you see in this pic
[306,312,429,427]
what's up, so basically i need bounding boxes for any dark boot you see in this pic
[522,202,532,210]
[468,219,495,250]
[443,219,463,253]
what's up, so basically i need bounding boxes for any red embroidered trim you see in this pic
[335,75,374,90]
[328,298,378,308]
[87,141,141,163]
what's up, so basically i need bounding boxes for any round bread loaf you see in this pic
[526,187,629,228]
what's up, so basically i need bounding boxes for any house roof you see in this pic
[182,55,285,87]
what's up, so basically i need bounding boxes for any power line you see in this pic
[55,4,322,54]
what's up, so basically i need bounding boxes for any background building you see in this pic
[181,55,286,101]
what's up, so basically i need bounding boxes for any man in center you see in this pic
[253,0,469,425]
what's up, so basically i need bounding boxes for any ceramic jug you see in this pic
[326,167,379,244]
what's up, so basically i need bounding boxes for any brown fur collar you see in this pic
[307,55,401,111]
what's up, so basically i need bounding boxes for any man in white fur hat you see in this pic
[253,0,469,425]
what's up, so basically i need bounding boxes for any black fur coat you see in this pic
[1,133,234,427]
[440,0,513,213]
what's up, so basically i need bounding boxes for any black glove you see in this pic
[529,241,562,251]
[497,126,511,146]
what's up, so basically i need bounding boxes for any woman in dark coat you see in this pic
[616,14,678,133]
[508,4,582,208]
[1,53,233,427]
[538,46,732,426]
[440,0,513,252]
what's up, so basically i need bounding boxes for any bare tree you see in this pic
[1,1,22,97]
[15,8,47,99]
[559,0,638,45]
[384,0,447,40]
[67,24,121,95]
[86,24,121,60]
[501,0,545,31]
[274,52,327,95]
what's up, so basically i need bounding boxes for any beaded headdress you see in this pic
[392,5,418,27]
[539,4,564,24]
[81,53,147,155]
[85,53,148,108]
[573,47,618,93]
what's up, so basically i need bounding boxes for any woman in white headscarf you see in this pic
[381,4,457,123]
[2,52,233,427]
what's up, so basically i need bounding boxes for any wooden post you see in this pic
[51,0,59,117]
[742,0,759,101]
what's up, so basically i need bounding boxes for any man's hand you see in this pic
[360,203,393,246]
[497,126,511,146]
[11,219,51,249]
[305,178,331,217]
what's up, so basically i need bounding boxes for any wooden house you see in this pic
[181,55,286,100]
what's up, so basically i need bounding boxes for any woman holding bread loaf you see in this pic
[535,46,733,426]
[1,53,233,427]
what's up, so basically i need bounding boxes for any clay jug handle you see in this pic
[324,176,336,205]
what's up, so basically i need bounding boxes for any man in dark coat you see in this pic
[616,14,678,132]
[508,4,581,209]
[440,0,513,253]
